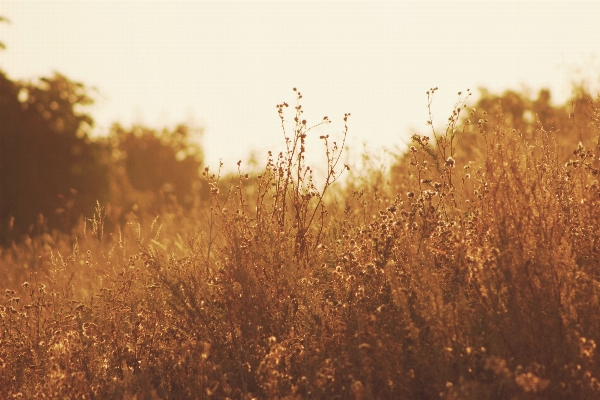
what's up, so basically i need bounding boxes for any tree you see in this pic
[0,71,108,244]
[103,123,207,216]
[0,16,9,51]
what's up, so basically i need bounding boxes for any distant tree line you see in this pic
[2,68,598,246]
[0,70,207,245]
[390,86,599,181]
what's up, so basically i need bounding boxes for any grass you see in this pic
[1,87,600,399]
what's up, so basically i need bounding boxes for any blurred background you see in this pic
[0,1,599,244]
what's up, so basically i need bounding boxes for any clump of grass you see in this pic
[2,87,600,399]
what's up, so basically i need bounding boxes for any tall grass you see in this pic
[1,88,600,399]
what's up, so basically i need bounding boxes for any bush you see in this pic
[0,70,208,246]
[1,87,600,399]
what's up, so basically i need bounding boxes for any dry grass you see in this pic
[1,87,600,399]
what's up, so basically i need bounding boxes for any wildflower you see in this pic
[445,157,455,168]
[515,372,550,393]
[356,286,365,299]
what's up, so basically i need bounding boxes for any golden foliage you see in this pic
[2,87,600,399]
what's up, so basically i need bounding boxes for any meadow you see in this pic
[1,86,600,399]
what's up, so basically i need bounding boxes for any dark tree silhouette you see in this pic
[0,71,108,244]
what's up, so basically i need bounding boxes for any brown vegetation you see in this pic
[1,86,600,399]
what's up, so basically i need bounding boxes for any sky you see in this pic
[1,2,599,174]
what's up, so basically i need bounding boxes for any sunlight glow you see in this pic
[1,2,599,170]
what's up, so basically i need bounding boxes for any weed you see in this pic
[2,87,600,399]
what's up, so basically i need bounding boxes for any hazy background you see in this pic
[1,1,599,171]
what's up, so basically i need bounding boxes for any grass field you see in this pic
[1,88,600,399]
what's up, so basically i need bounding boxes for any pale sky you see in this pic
[1,2,599,173]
